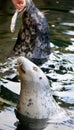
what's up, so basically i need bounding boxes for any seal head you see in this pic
[15,56,61,124]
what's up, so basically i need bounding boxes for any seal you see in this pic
[15,56,65,127]
[11,0,50,65]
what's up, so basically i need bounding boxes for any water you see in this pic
[0,3,74,130]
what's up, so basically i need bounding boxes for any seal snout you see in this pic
[17,56,24,64]
[17,56,26,73]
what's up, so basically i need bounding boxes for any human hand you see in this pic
[12,0,26,12]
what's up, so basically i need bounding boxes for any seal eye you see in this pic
[33,66,38,71]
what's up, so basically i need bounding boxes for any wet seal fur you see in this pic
[12,0,50,65]
[15,56,66,128]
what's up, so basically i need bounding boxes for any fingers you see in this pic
[12,0,26,12]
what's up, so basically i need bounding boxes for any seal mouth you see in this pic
[18,63,26,74]
[20,64,26,73]
[17,57,26,74]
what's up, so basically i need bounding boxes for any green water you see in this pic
[0,2,74,130]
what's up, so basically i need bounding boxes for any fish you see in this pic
[10,10,18,33]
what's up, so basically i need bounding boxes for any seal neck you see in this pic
[26,0,33,10]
